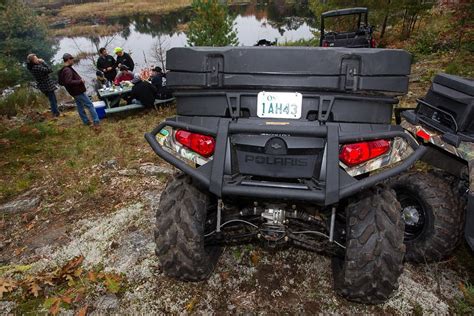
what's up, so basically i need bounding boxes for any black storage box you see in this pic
[416,73,474,137]
[174,90,398,124]
[167,47,411,95]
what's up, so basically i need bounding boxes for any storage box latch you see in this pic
[341,57,361,92]
[206,55,224,87]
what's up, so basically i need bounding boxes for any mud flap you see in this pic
[466,192,474,251]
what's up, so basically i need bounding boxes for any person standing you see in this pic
[96,47,117,83]
[114,47,135,72]
[26,53,60,117]
[58,53,100,131]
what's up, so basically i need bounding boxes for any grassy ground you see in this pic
[0,105,174,203]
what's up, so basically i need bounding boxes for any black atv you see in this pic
[320,7,375,48]
[145,47,425,304]
[392,73,474,262]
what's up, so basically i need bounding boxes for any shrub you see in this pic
[0,87,48,117]
[279,38,319,47]
[0,55,29,90]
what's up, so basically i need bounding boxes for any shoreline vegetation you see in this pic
[34,0,254,37]
[34,0,194,37]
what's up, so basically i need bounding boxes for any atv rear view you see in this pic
[145,47,425,304]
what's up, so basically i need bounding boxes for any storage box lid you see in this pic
[167,47,411,76]
[433,73,474,96]
[167,47,411,95]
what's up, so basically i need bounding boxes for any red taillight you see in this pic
[175,130,216,158]
[370,38,377,48]
[339,139,390,167]
[322,41,329,47]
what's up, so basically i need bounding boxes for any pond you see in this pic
[53,1,317,85]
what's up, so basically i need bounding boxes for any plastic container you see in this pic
[93,101,106,119]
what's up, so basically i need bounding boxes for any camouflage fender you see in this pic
[341,137,414,177]
[401,120,474,163]
[402,119,474,192]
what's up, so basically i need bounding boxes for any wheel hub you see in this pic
[402,205,420,226]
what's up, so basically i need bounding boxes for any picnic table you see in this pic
[97,84,175,115]
[97,85,132,110]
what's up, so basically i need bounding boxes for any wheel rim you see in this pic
[398,192,426,241]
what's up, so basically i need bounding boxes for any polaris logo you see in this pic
[244,154,309,167]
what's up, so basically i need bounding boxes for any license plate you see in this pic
[257,92,302,119]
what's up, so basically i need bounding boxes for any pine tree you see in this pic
[186,0,239,47]
[0,0,55,63]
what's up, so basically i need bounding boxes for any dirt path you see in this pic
[0,163,469,314]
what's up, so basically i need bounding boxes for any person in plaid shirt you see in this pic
[27,53,60,117]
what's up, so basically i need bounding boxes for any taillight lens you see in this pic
[175,130,216,158]
[339,139,390,167]
[322,41,329,47]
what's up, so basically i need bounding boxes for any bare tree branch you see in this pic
[151,35,170,71]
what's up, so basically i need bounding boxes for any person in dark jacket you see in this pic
[130,73,157,107]
[58,53,100,130]
[96,48,117,83]
[114,47,134,71]
[150,66,172,99]
[26,53,60,117]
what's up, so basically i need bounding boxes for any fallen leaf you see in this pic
[49,297,61,316]
[0,278,17,299]
[28,280,41,297]
[104,273,121,294]
[87,271,97,282]
[74,268,83,277]
[250,250,261,266]
[185,297,198,312]
[76,305,88,316]
[61,295,73,304]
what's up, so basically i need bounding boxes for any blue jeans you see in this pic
[44,91,59,116]
[74,93,99,125]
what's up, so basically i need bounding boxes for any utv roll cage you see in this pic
[320,7,373,48]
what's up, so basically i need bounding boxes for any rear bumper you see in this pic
[145,117,427,206]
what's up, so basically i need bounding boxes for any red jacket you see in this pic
[114,72,134,85]
[58,66,86,96]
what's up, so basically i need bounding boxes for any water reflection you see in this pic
[54,0,316,86]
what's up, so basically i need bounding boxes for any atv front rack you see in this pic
[145,118,427,206]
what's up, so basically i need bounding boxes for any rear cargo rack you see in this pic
[145,118,427,206]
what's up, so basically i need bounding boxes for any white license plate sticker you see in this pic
[257,92,302,119]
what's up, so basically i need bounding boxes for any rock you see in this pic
[0,192,40,214]
[0,301,16,314]
[102,159,118,170]
[95,294,119,310]
[139,164,173,176]
[118,169,138,176]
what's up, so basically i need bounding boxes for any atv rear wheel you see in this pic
[332,186,405,304]
[154,173,221,281]
[389,171,465,262]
